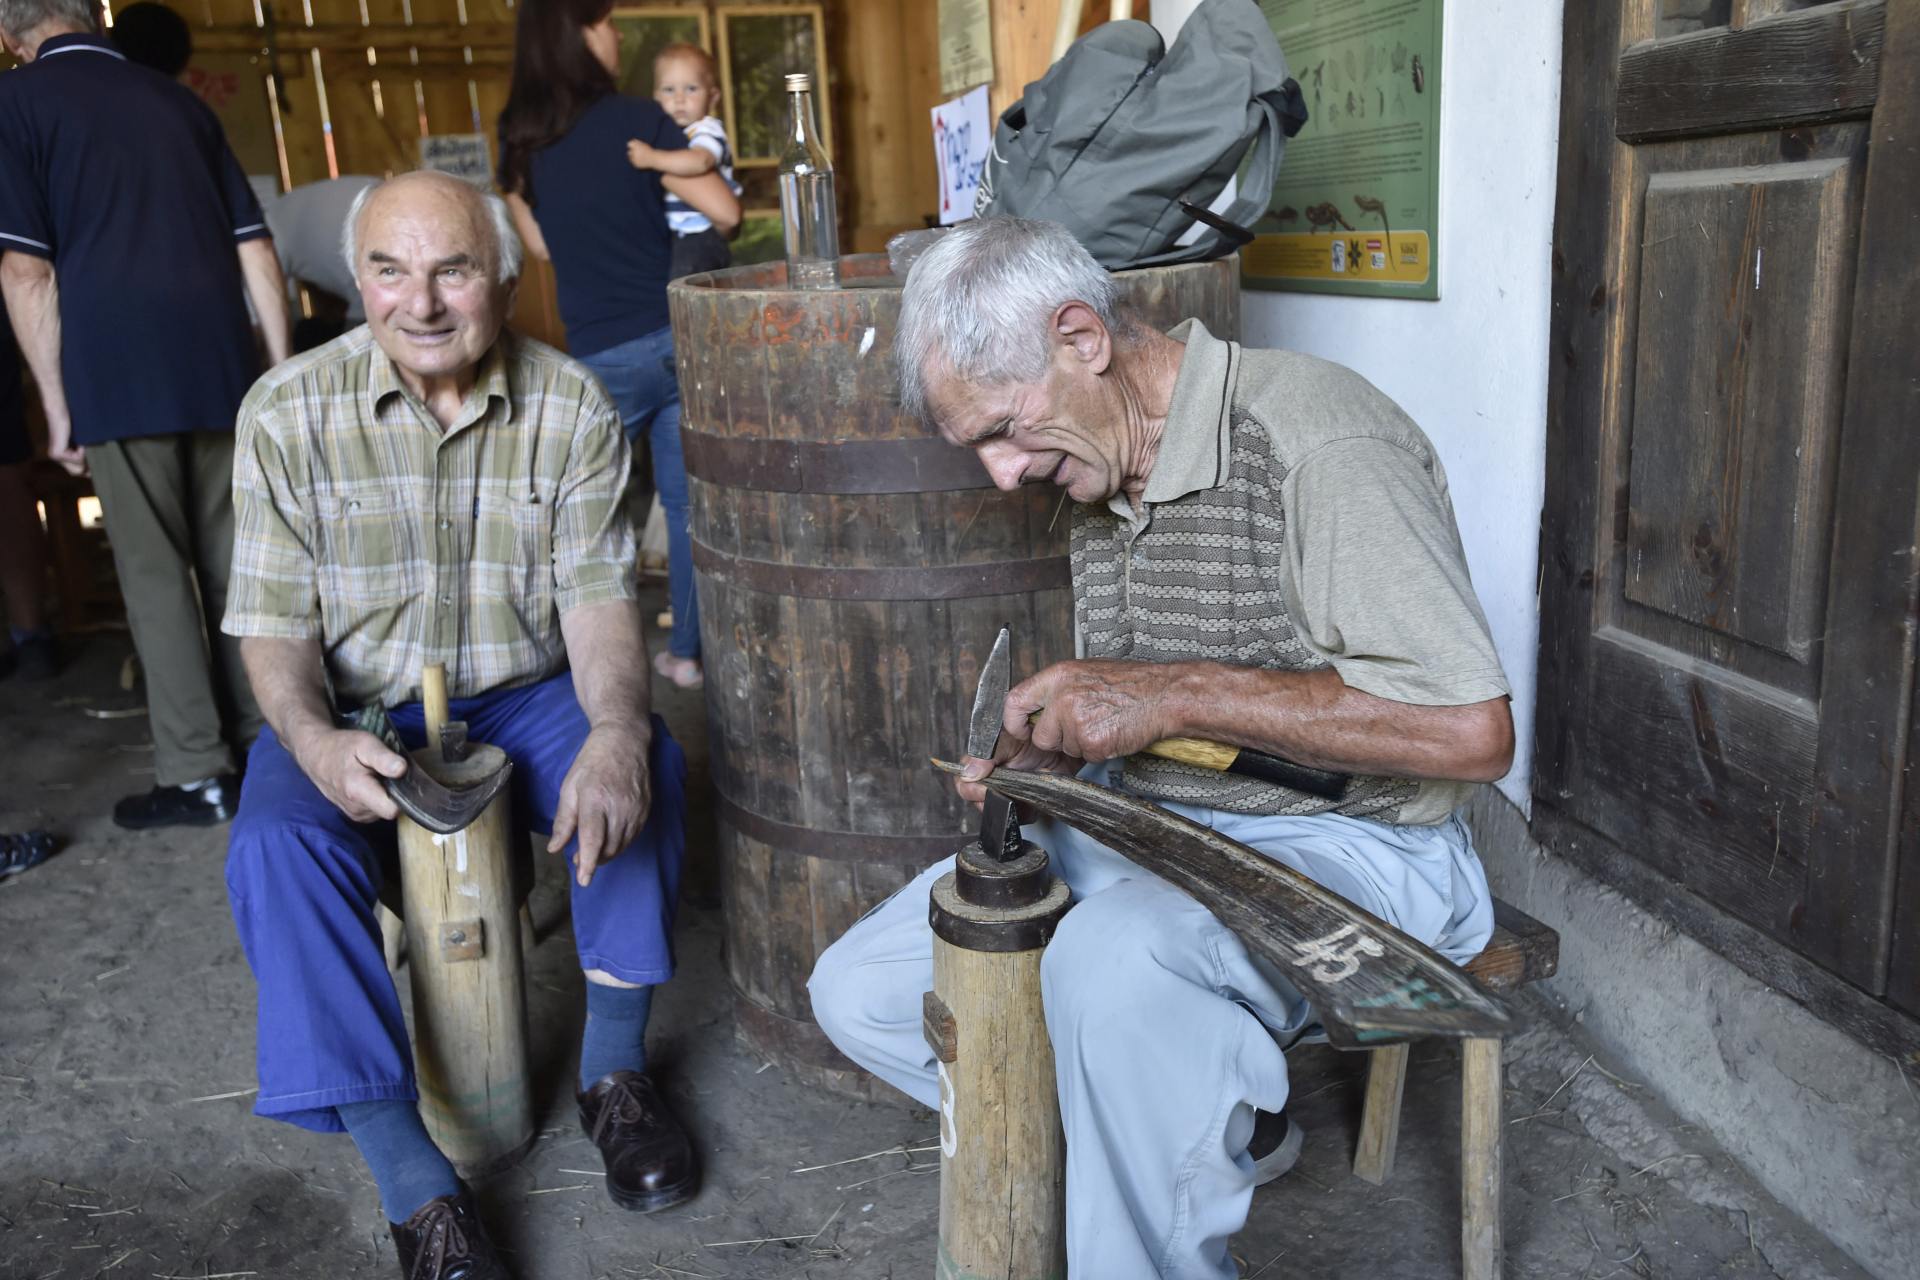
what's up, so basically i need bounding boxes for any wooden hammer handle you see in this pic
[421,662,450,743]
[1143,737,1351,800]
[1019,712,1351,799]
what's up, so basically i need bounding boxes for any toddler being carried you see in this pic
[628,41,742,279]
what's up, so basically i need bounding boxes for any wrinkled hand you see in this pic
[45,412,86,476]
[1012,659,1179,761]
[955,657,1173,808]
[955,737,1081,809]
[300,728,406,823]
[958,659,1179,808]
[549,722,653,887]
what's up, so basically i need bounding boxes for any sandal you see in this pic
[653,651,704,690]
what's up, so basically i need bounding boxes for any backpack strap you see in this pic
[1130,77,1307,269]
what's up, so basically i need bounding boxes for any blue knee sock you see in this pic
[337,1099,461,1223]
[579,981,654,1090]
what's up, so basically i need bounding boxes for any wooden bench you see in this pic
[1350,898,1560,1280]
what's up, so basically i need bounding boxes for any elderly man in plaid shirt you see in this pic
[222,171,692,1278]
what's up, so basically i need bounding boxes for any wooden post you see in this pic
[928,841,1072,1280]
[1460,1036,1504,1280]
[394,664,534,1176]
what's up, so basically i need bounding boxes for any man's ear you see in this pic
[1050,300,1112,375]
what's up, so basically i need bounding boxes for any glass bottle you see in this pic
[778,72,841,289]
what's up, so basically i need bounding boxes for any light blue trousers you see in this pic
[808,765,1493,1279]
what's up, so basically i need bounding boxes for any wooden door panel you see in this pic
[1621,0,1886,142]
[1561,115,1867,944]
[1624,153,1860,662]
[1579,627,1818,931]
[1540,0,1915,1002]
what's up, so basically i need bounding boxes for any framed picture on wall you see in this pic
[716,4,830,169]
[610,5,712,102]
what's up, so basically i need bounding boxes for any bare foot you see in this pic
[653,650,703,689]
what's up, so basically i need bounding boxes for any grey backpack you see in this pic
[973,0,1306,269]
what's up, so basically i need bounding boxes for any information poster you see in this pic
[1248,0,1441,299]
[938,0,994,97]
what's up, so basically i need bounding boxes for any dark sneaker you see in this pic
[0,830,56,879]
[111,774,240,830]
[389,1189,511,1280]
[1249,1109,1304,1186]
[578,1070,699,1212]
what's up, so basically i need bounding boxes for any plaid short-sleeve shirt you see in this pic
[222,326,637,710]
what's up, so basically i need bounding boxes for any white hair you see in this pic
[0,0,91,41]
[341,174,524,287]
[895,217,1124,424]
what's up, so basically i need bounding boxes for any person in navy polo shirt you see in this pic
[0,0,292,829]
[0,306,54,681]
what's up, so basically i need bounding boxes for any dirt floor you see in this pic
[0,598,1876,1280]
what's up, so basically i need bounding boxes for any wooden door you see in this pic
[1537,0,1920,1047]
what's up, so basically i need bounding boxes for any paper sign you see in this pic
[931,85,991,226]
[938,0,993,97]
[420,133,494,189]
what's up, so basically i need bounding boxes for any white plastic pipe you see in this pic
[1052,0,1086,60]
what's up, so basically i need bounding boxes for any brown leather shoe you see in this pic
[578,1070,699,1212]
[389,1190,511,1280]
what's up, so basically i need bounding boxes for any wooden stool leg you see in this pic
[1461,1037,1504,1280]
[1353,1042,1410,1184]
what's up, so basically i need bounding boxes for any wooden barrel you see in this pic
[670,253,1240,1097]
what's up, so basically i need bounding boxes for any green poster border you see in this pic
[1245,0,1443,301]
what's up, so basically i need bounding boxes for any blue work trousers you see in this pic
[578,326,699,662]
[225,672,687,1132]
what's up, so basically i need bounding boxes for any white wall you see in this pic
[1152,0,1563,810]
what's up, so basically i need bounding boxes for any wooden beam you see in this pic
[989,0,1062,119]
[1616,0,1884,142]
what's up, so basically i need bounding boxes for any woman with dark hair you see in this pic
[498,0,737,694]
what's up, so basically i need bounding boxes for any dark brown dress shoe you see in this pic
[578,1070,699,1212]
[389,1190,511,1280]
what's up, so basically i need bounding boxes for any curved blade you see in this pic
[931,759,1521,1046]
[385,760,513,835]
[967,627,1012,760]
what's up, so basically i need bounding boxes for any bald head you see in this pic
[346,171,524,402]
[343,171,523,288]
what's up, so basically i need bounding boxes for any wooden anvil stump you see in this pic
[394,665,534,1176]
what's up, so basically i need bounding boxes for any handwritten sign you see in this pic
[931,85,991,226]
[420,133,493,189]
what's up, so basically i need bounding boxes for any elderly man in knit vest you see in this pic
[809,216,1515,1280]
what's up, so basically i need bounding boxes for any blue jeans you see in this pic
[226,674,687,1132]
[578,326,699,661]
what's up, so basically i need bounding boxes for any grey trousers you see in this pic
[88,432,260,787]
[809,765,1494,1280]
